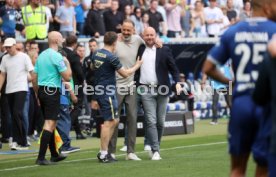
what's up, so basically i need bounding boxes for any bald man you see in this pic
[135,27,181,160]
[32,31,72,165]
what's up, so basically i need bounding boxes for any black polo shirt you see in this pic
[147,10,164,34]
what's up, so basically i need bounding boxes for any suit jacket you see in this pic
[135,44,180,95]
[63,47,84,86]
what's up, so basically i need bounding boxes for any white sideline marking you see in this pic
[0,141,226,172]
[0,150,95,164]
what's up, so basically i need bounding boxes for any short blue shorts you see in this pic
[228,95,270,166]
[97,95,119,121]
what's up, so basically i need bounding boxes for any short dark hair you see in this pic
[123,19,135,27]
[30,40,38,46]
[104,32,117,46]
[76,43,85,49]
[65,35,78,47]
[89,38,98,44]
[25,39,34,45]
[251,0,265,10]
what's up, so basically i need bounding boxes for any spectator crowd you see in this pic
[0,0,252,40]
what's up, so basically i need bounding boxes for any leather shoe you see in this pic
[35,159,56,165]
[50,153,67,162]
[76,133,86,140]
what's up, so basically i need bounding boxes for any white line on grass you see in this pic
[0,150,96,164]
[0,141,226,172]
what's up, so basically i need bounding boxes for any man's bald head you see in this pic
[143,27,156,47]
[48,31,63,47]
[143,27,156,37]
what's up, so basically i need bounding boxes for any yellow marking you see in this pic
[109,97,115,119]
[95,52,107,58]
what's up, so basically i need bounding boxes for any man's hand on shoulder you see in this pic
[135,56,143,67]
[155,37,163,48]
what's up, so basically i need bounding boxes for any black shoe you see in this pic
[35,159,56,165]
[97,153,117,163]
[50,153,67,162]
[76,133,86,140]
[108,154,118,162]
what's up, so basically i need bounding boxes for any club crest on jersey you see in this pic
[94,60,104,68]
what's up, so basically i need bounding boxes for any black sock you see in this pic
[49,131,59,157]
[37,130,52,160]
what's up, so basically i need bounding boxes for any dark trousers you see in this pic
[28,88,43,135]
[0,93,12,139]
[167,30,181,38]
[7,91,27,146]
[212,88,232,122]
[70,87,83,135]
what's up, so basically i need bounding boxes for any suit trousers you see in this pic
[140,88,169,152]
[108,87,138,154]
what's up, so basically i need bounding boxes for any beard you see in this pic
[123,35,131,42]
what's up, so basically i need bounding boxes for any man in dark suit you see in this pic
[62,35,86,139]
[136,27,181,160]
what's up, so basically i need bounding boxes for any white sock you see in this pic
[100,150,108,159]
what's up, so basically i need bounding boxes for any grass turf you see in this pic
[0,119,256,177]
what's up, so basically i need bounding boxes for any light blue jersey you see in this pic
[34,48,67,88]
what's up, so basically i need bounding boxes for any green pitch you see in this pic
[0,119,255,177]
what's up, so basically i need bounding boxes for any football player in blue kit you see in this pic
[202,0,276,176]
[90,32,143,163]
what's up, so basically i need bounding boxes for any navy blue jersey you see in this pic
[208,18,276,97]
[92,49,122,97]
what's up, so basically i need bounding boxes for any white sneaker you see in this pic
[27,140,31,146]
[120,145,127,152]
[126,153,141,161]
[15,146,29,150]
[210,121,218,125]
[151,152,162,160]
[144,145,151,151]
[10,142,18,150]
